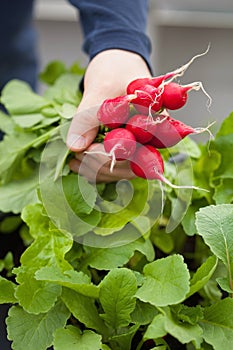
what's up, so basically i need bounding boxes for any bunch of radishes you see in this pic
[94,48,213,190]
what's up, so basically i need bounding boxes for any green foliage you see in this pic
[6,301,70,350]
[135,255,190,307]
[53,326,102,350]
[1,60,233,349]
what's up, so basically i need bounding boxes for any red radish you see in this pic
[149,114,214,148]
[130,144,209,192]
[85,128,137,172]
[126,114,155,144]
[130,145,164,180]
[103,128,136,171]
[126,72,174,95]
[161,80,212,111]
[127,46,211,96]
[127,77,154,95]
[131,84,163,114]
[97,95,132,129]
[161,82,190,110]
[149,115,194,148]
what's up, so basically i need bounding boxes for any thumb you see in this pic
[66,104,100,152]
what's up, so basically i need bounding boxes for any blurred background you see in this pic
[34,0,233,129]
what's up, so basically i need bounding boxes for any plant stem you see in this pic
[135,338,144,350]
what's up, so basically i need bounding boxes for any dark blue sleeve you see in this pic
[0,0,38,92]
[68,0,152,71]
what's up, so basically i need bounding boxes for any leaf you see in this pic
[33,116,60,130]
[99,268,137,330]
[196,204,233,289]
[130,300,158,325]
[6,301,70,350]
[41,106,58,117]
[164,307,203,346]
[39,136,70,181]
[0,132,37,183]
[165,169,194,233]
[1,80,50,114]
[144,314,167,340]
[200,297,233,350]
[109,324,140,350]
[217,277,233,293]
[0,276,17,304]
[61,288,107,334]
[62,173,97,215]
[145,306,203,347]
[195,148,222,180]
[187,255,218,298]
[43,73,81,105]
[151,226,174,253]
[93,209,133,236]
[36,266,99,298]
[135,255,190,307]
[39,60,67,85]
[19,220,73,271]
[215,111,233,138]
[192,148,221,203]
[56,102,77,119]
[181,198,209,236]
[213,178,233,204]
[0,169,39,213]
[39,171,100,236]
[171,304,204,325]
[14,208,73,314]
[0,215,22,233]
[211,135,233,179]
[94,177,153,236]
[12,113,45,128]
[0,110,16,135]
[169,136,202,158]
[102,345,111,350]
[54,326,102,350]
[82,237,154,271]
[21,203,50,238]
[15,272,61,314]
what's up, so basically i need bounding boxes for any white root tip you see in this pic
[189,81,213,112]
[194,120,216,155]
[158,180,165,216]
[154,168,209,192]
[84,149,116,172]
[173,80,212,113]
[153,115,167,125]
[110,153,116,172]
[165,44,211,82]
[84,150,109,156]
[194,121,216,138]
[134,89,153,100]
[127,93,137,101]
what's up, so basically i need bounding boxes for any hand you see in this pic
[66,49,152,183]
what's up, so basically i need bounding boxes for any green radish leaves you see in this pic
[196,204,233,293]
[2,60,233,350]
[135,255,190,307]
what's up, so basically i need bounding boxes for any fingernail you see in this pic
[67,133,86,149]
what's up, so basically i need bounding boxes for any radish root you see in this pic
[154,168,210,192]
[84,144,125,173]
[166,44,211,81]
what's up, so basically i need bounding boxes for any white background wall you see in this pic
[34,0,233,130]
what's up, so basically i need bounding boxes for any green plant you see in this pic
[0,61,233,350]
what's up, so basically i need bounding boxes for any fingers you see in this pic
[69,143,135,183]
[66,105,100,152]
